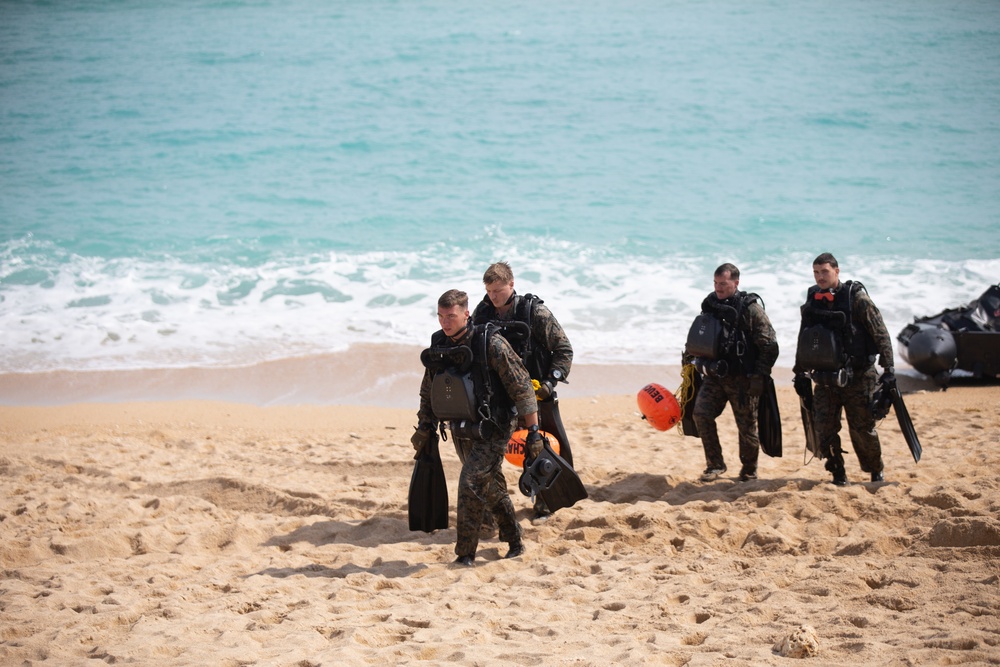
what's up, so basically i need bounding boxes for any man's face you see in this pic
[714,272,739,300]
[438,304,470,338]
[813,263,840,291]
[485,280,515,310]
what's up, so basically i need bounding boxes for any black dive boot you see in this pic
[826,460,848,486]
[504,539,525,559]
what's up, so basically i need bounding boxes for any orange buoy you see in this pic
[637,382,681,431]
[505,429,561,467]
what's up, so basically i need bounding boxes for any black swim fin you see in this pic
[408,430,449,532]
[799,379,824,461]
[678,364,701,438]
[518,439,587,512]
[757,375,782,458]
[890,385,922,463]
[871,379,922,464]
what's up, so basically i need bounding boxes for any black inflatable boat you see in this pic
[897,284,1000,387]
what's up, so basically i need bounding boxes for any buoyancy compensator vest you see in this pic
[796,281,878,376]
[421,324,513,439]
[473,293,551,381]
[685,291,761,377]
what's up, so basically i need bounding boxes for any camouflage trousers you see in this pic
[692,374,760,471]
[813,366,883,475]
[451,429,521,558]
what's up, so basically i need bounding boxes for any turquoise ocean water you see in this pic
[2,0,999,379]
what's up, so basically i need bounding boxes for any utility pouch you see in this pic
[812,368,852,388]
[686,314,724,360]
[796,325,844,372]
[694,358,729,379]
[449,419,488,440]
[430,369,479,421]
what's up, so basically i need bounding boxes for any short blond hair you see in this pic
[483,261,514,285]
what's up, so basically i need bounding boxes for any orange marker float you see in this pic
[505,429,561,467]
[637,382,681,431]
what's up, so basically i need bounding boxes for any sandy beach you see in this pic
[1,366,999,665]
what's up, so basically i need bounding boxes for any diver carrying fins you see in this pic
[793,253,917,485]
[870,375,922,464]
[518,431,587,512]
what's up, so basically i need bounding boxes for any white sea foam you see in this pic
[2,241,996,374]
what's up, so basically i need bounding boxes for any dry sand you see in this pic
[2,378,999,665]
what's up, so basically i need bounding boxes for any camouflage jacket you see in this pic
[744,299,780,375]
[848,285,894,369]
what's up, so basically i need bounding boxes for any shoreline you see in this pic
[0,343,949,408]
[2,384,996,437]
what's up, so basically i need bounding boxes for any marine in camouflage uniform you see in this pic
[413,289,539,565]
[472,291,573,457]
[793,253,895,485]
[472,261,575,520]
[683,264,779,482]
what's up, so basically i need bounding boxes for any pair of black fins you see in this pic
[679,371,783,459]
[799,377,922,463]
[408,431,587,533]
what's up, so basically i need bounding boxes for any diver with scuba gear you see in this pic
[412,289,540,566]
[472,261,575,521]
[793,253,896,486]
[683,263,779,482]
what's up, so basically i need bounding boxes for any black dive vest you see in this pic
[685,291,761,376]
[420,324,513,438]
[796,281,878,372]
[472,293,552,381]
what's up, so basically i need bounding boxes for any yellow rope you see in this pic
[674,364,697,436]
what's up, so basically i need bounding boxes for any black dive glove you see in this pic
[747,374,765,398]
[410,423,435,453]
[524,425,543,460]
[536,369,564,402]
[793,373,812,398]
[535,380,554,402]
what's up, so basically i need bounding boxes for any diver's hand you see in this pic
[793,373,812,398]
[747,375,765,398]
[410,423,434,453]
[525,425,543,459]
[535,379,554,401]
